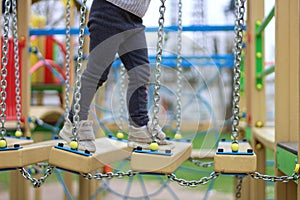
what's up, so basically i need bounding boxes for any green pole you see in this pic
[256,66,275,79]
[256,6,275,36]
[255,20,264,91]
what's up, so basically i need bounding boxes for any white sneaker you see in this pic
[128,121,174,150]
[59,119,96,153]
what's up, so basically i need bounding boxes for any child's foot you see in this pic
[128,121,174,150]
[59,119,96,153]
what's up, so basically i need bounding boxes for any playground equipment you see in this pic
[1,0,300,199]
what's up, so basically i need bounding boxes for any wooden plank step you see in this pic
[6,136,33,147]
[191,149,215,158]
[130,141,192,174]
[214,140,257,173]
[0,139,64,169]
[252,127,275,150]
[48,137,132,173]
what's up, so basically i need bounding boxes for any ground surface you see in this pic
[0,179,234,200]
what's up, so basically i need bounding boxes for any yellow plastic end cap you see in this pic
[294,164,300,173]
[149,142,159,151]
[0,139,7,148]
[70,141,79,150]
[116,132,124,139]
[174,133,182,140]
[15,130,23,137]
[231,142,239,152]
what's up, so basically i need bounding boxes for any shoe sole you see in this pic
[59,132,96,153]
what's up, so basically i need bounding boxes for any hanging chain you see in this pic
[175,0,183,135]
[81,170,136,180]
[152,0,166,140]
[235,175,243,198]
[64,0,72,122]
[19,166,55,188]
[250,171,299,182]
[188,157,214,168]
[72,0,87,138]
[231,0,246,141]
[0,0,12,139]
[118,64,126,132]
[168,172,220,187]
[12,0,22,132]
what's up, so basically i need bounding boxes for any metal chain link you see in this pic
[152,0,166,140]
[250,172,299,182]
[81,170,136,180]
[19,166,55,188]
[118,64,126,131]
[12,0,22,132]
[188,157,214,168]
[64,0,72,122]
[175,0,183,135]
[235,175,243,198]
[72,0,87,139]
[0,0,12,138]
[231,0,246,140]
[168,172,220,187]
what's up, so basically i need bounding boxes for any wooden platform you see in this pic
[191,149,215,158]
[214,140,257,173]
[130,141,192,174]
[0,139,64,169]
[6,136,33,147]
[48,137,132,173]
[252,127,275,150]
[30,106,64,125]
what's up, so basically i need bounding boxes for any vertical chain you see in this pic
[119,64,126,131]
[64,0,72,122]
[72,0,87,139]
[152,0,166,139]
[175,0,183,135]
[0,0,11,138]
[231,0,246,140]
[12,0,22,132]
[235,175,243,198]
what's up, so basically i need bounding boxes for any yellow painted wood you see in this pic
[130,141,192,174]
[49,137,131,173]
[214,141,256,173]
[252,127,275,150]
[0,140,64,169]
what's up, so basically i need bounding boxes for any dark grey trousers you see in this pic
[69,0,150,127]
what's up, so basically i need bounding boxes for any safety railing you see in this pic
[255,6,275,90]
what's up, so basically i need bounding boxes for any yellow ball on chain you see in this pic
[0,139,7,148]
[231,142,239,152]
[149,142,159,151]
[70,141,79,150]
[15,130,23,137]
[116,132,124,139]
[174,133,182,140]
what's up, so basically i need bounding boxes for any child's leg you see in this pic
[119,29,174,149]
[119,32,150,127]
